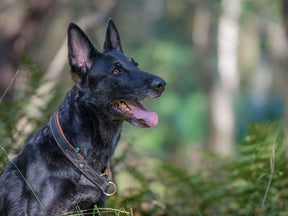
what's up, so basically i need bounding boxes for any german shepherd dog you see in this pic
[0,18,165,215]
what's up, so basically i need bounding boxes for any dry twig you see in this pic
[0,70,20,104]
[261,139,276,212]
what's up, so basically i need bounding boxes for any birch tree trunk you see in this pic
[282,0,288,159]
[209,0,241,155]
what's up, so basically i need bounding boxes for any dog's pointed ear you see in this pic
[68,23,100,85]
[103,18,124,53]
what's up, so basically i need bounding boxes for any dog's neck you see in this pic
[56,86,122,172]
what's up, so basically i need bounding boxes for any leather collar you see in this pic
[49,111,116,196]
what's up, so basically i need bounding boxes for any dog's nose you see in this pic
[152,77,166,93]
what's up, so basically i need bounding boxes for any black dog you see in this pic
[0,19,165,216]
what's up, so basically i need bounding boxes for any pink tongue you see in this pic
[127,101,158,127]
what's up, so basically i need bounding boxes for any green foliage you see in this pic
[56,206,131,216]
[0,58,56,170]
[108,123,288,215]
[211,123,287,215]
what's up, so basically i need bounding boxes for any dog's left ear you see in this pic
[103,18,124,53]
[68,23,100,86]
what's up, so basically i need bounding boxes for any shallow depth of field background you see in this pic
[1,0,288,215]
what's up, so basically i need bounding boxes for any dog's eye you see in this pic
[112,68,120,74]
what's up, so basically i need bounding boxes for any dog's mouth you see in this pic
[113,100,158,127]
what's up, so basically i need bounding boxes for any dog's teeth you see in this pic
[120,102,127,108]
[117,101,132,113]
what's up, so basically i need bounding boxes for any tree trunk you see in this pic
[209,0,241,155]
[282,0,288,158]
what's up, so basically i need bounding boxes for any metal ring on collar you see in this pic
[102,181,117,197]
[100,173,109,178]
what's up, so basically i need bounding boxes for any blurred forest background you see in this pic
[1,0,288,215]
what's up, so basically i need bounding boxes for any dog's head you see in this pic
[67,18,166,128]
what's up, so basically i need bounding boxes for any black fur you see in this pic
[0,18,165,215]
